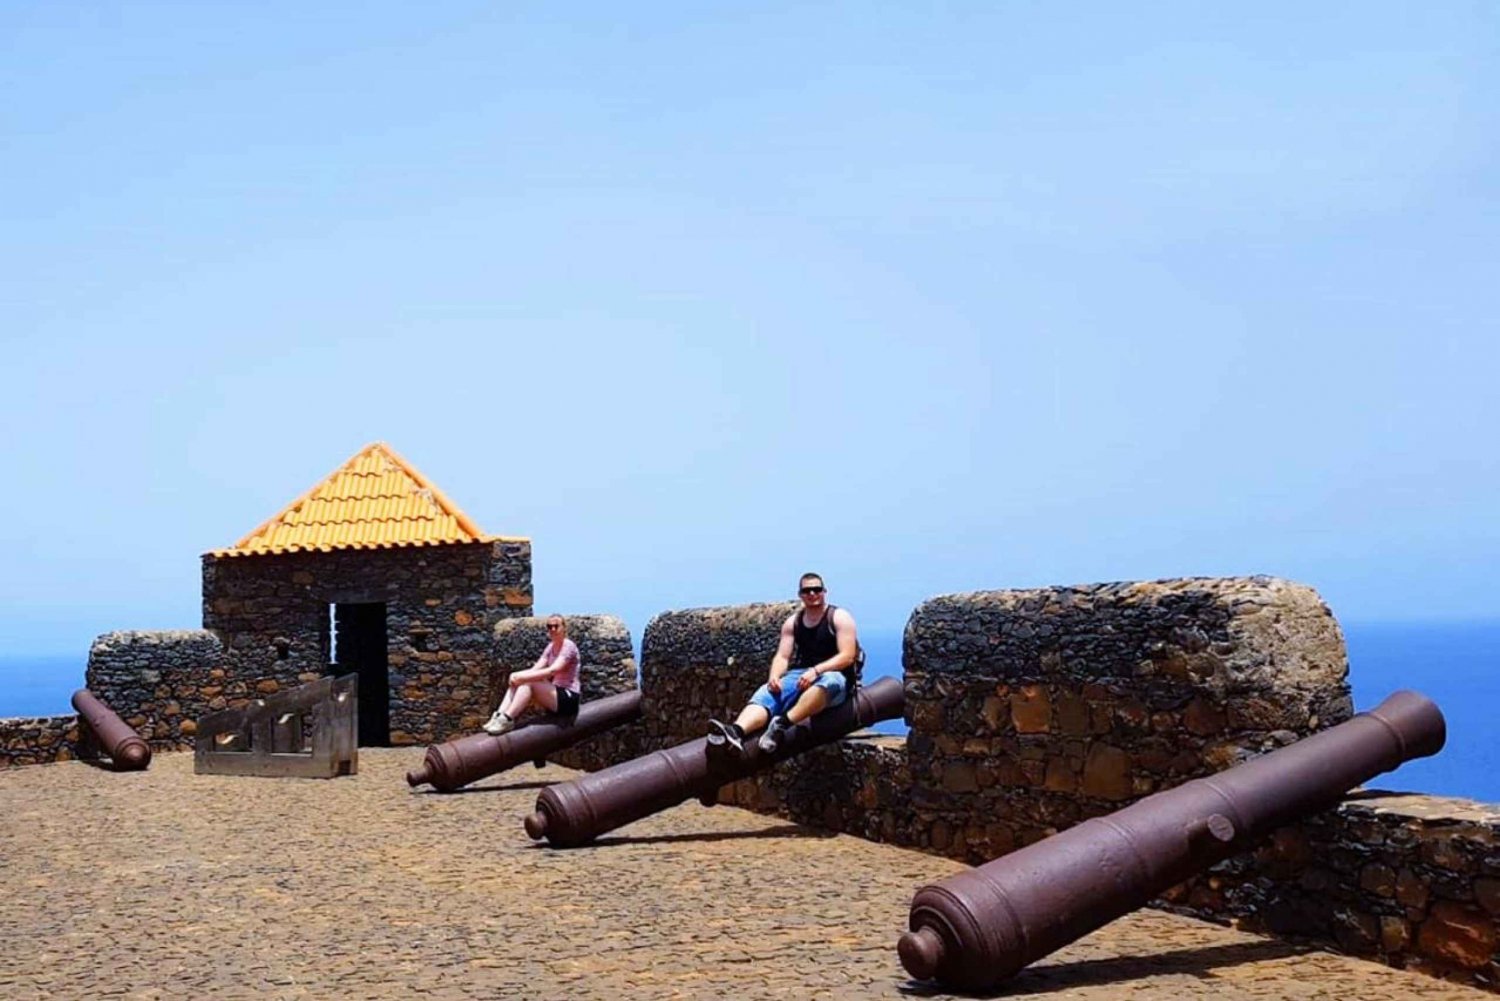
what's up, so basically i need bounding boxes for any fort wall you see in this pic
[0,713,83,767]
[3,573,1496,988]
[634,580,1498,990]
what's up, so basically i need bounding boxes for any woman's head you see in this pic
[544,614,566,638]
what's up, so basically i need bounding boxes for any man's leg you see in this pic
[785,685,830,724]
[708,685,781,756]
[733,703,772,736]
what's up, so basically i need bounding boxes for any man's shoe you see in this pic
[706,718,744,756]
[483,711,515,736]
[758,715,790,754]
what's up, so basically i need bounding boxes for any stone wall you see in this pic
[86,630,227,751]
[490,614,644,770]
[639,602,797,747]
[901,577,1352,860]
[0,714,83,767]
[202,540,532,744]
[1167,794,1500,988]
[630,581,1500,992]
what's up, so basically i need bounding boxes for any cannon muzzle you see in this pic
[406,690,643,792]
[528,676,905,847]
[71,689,151,770]
[899,689,1446,990]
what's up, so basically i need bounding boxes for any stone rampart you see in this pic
[902,576,1353,859]
[632,580,1498,991]
[490,614,643,770]
[86,630,226,751]
[0,714,83,767]
[1170,793,1500,987]
[7,573,1498,989]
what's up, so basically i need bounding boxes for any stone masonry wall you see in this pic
[631,580,1500,992]
[490,614,644,771]
[901,577,1353,860]
[86,630,226,751]
[0,714,84,767]
[639,602,797,747]
[1168,794,1500,988]
[202,540,532,744]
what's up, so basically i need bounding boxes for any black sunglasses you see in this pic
[546,623,562,630]
[798,586,825,595]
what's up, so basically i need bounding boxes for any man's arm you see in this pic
[767,615,796,690]
[813,608,858,675]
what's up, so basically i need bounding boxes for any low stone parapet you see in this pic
[902,576,1353,859]
[1167,792,1500,988]
[86,629,228,751]
[0,714,83,767]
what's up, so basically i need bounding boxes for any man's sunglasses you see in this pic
[798,586,825,595]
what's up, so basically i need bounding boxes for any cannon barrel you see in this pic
[897,689,1446,990]
[406,690,643,792]
[524,675,905,847]
[71,689,152,770]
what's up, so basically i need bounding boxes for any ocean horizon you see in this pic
[4,619,1495,802]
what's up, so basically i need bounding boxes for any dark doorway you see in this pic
[331,602,389,746]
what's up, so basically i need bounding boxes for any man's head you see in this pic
[797,572,826,609]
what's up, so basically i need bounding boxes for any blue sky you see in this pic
[2,2,1497,659]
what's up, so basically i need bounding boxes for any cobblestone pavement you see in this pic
[1,749,1491,1000]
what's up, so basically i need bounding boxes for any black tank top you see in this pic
[792,606,840,668]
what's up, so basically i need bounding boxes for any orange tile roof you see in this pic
[211,442,521,557]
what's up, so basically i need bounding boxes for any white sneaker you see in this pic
[483,711,514,736]
[758,715,790,754]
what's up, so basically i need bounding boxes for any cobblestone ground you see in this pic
[0,749,1491,1000]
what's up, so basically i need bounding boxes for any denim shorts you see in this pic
[749,670,848,717]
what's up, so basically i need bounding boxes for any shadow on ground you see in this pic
[536,824,837,849]
[897,938,1308,998]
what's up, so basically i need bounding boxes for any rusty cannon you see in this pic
[71,688,151,770]
[407,690,643,793]
[897,689,1446,991]
[524,675,904,847]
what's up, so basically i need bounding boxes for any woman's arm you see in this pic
[509,648,562,685]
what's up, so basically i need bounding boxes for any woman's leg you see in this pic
[508,681,559,719]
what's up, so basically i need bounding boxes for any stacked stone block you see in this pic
[86,630,226,751]
[490,614,643,770]
[0,714,83,767]
[1170,794,1500,987]
[901,576,1353,860]
[639,602,797,747]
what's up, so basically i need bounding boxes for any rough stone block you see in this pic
[1418,902,1498,970]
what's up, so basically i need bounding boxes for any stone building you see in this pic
[200,442,533,745]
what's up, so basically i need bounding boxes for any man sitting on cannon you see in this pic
[706,572,861,757]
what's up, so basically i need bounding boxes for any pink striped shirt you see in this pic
[534,638,581,693]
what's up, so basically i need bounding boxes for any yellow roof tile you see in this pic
[210,442,523,557]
